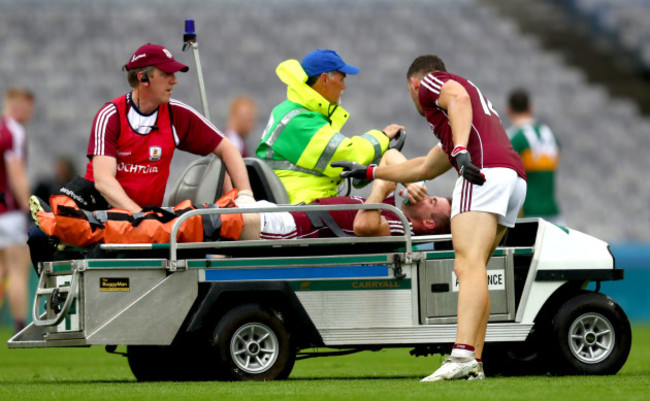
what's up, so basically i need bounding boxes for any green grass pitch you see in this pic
[1,326,649,401]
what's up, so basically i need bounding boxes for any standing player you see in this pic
[336,55,527,381]
[506,88,563,224]
[84,43,253,212]
[224,95,257,157]
[0,88,34,333]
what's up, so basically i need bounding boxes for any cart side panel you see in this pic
[83,268,199,345]
[199,254,417,330]
[294,280,414,329]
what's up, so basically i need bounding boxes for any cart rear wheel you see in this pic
[212,304,295,381]
[550,292,631,375]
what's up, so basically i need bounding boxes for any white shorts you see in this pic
[451,167,527,228]
[238,200,297,239]
[0,211,28,248]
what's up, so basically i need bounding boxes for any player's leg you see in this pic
[456,168,525,359]
[0,216,10,314]
[422,169,525,382]
[453,210,498,351]
[0,249,6,311]
[466,224,508,381]
[473,224,509,357]
[421,210,497,382]
[5,244,30,332]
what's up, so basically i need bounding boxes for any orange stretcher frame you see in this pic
[34,190,244,247]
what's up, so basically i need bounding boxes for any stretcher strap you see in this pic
[201,204,223,241]
[305,210,354,238]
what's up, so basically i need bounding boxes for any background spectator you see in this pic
[0,87,34,333]
[506,88,563,225]
[224,95,257,157]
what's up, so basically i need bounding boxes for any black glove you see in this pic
[452,146,485,185]
[331,161,376,181]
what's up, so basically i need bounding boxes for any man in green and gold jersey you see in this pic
[506,88,563,224]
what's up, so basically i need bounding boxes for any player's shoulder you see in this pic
[169,99,205,121]
[429,70,453,79]
[169,99,221,136]
[420,71,461,99]
[169,98,199,114]
[94,101,118,119]
[424,71,460,84]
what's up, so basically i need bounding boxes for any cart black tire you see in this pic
[127,344,218,381]
[212,304,295,381]
[550,292,631,375]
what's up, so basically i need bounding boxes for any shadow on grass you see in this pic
[0,379,137,385]
[289,375,423,381]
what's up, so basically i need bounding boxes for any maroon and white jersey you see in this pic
[0,116,27,213]
[84,93,223,207]
[289,194,413,238]
[419,72,526,179]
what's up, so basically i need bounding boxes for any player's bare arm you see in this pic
[212,139,254,200]
[374,143,452,184]
[437,80,473,148]
[379,149,427,204]
[353,179,394,237]
[92,155,142,212]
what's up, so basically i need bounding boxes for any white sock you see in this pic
[450,345,475,360]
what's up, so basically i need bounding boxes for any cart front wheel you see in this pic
[550,292,631,375]
[212,304,295,381]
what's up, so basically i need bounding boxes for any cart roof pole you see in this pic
[183,19,211,120]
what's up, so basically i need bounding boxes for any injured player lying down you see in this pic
[30,150,450,246]
[30,178,450,247]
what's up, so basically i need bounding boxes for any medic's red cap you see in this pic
[124,43,189,73]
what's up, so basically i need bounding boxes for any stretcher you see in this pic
[8,157,631,381]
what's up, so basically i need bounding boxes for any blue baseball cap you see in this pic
[301,49,360,77]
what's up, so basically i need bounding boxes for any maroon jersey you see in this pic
[290,194,413,238]
[84,93,223,207]
[0,116,27,212]
[419,72,525,179]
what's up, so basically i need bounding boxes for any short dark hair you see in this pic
[508,88,530,113]
[305,75,320,87]
[406,55,447,80]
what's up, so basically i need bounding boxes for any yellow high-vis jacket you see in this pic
[256,59,389,204]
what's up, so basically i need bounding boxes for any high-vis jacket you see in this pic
[256,60,389,204]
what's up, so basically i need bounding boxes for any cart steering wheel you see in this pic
[338,129,408,196]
